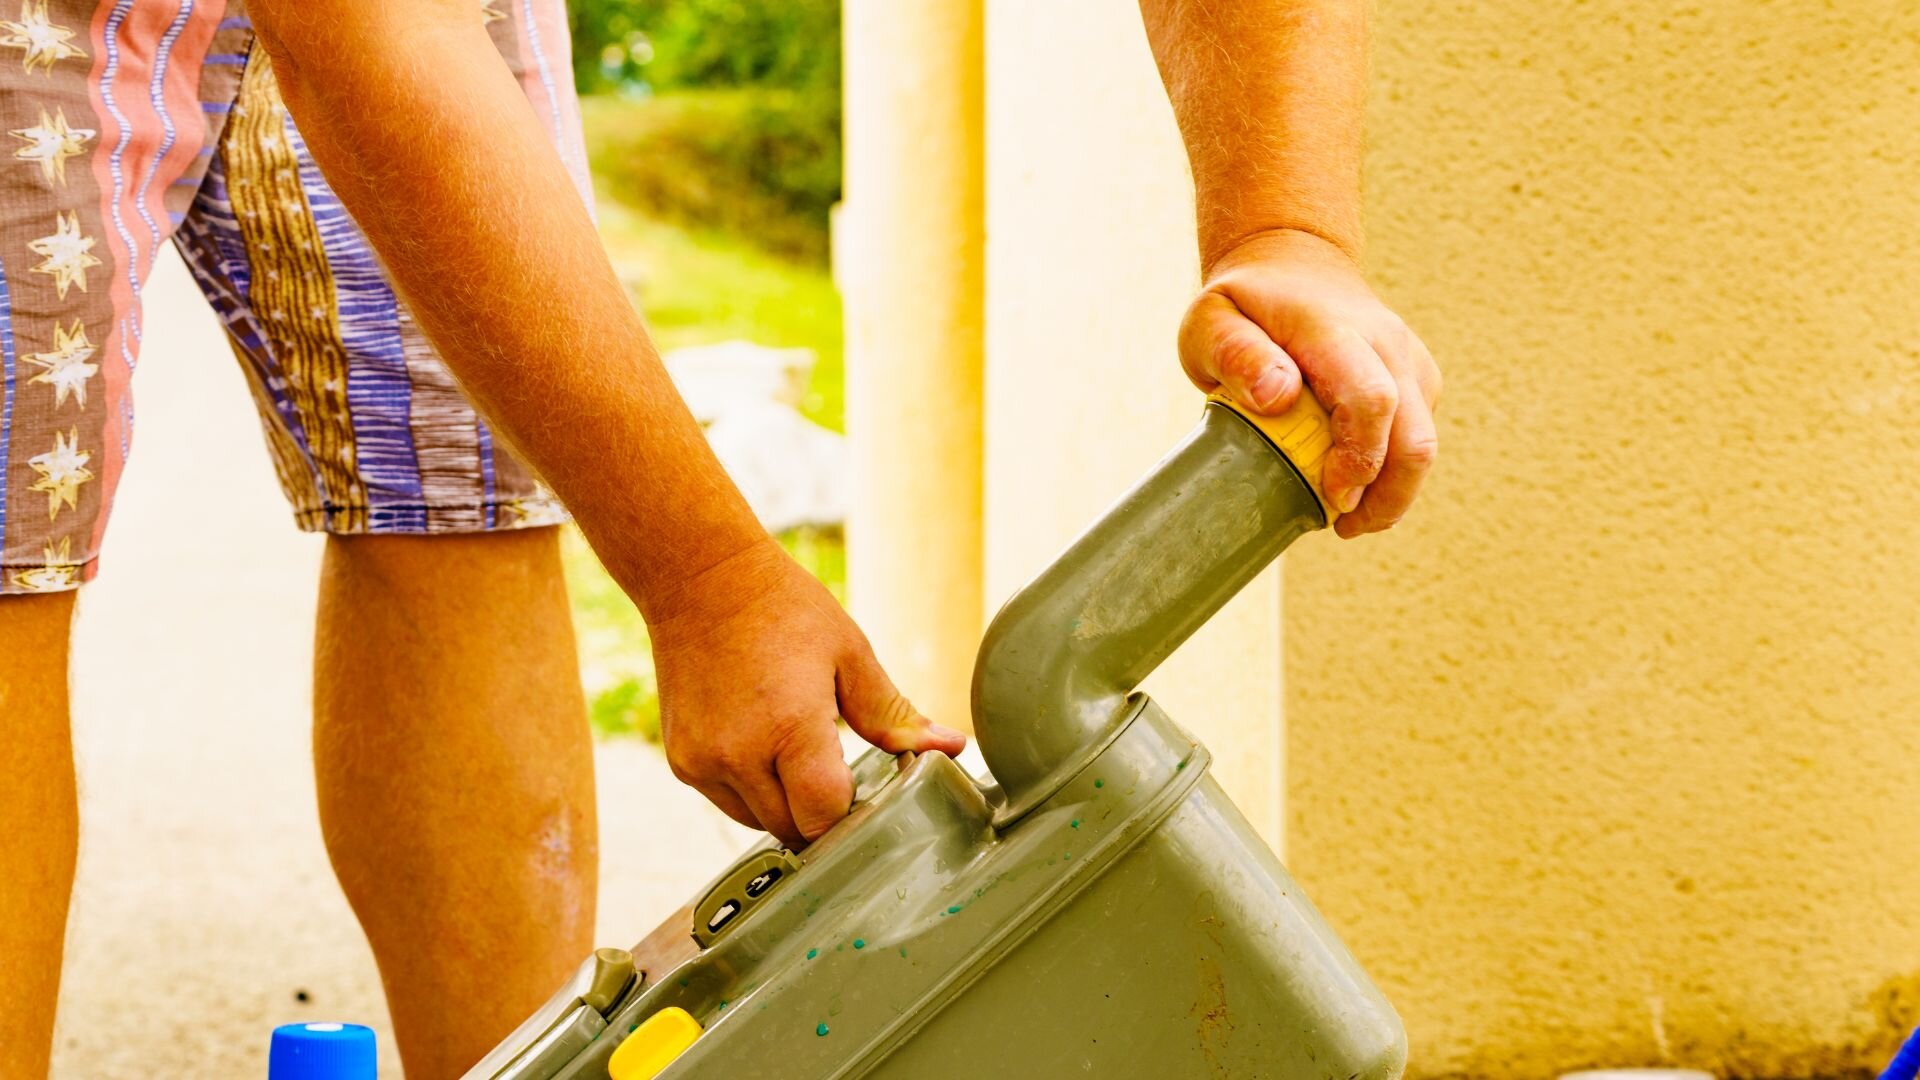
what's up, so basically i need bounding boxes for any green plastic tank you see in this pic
[462,391,1407,1080]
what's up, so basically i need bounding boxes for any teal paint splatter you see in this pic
[1177,759,1188,770]
[806,947,818,960]
[853,938,866,950]
[947,905,962,914]
[898,947,908,958]
[1093,778,1104,789]
[718,1000,729,1011]
[677,978,689,988]
[627,1022,638,1033]
[1070,819,1080,829]
[816,1022,831,1037]
[1063,852,1073,860]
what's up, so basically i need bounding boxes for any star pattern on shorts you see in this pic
[11,106,93,185]
[26,319,97,408]
[28,427,91,520]
[500,497,567,527]
[27,210,99,299]
[0,0,85,75]
[9,536,79,591]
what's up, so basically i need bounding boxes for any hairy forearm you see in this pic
[245,2,764,619]
[1139,0,1369,271]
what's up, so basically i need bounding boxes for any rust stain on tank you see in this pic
[1190,890,1234,1078]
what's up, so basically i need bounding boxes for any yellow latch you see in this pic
[607,1007,703,1080]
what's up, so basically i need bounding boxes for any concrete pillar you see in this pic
[980,1,1286,848]
[837,0,984,728]
[1284,0,1920,1073]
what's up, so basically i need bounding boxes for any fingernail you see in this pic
[927,723,966,743]
[1335,486,1362,513]
[1248,366,1290,410]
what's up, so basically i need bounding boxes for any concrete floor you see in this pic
[49,251,754,1077]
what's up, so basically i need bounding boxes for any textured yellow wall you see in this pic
[1284,1,1920,1075]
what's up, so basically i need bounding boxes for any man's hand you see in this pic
[243,5,959,845]
[1178,229,1440,538]
[648,540,966,847]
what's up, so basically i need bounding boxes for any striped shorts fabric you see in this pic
[0,0,586,594]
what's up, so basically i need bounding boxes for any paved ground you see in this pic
[49,251,754,1077]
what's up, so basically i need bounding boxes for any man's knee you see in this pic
[322,526,566,597]
[0,590,77,654]
[0,591,76,728]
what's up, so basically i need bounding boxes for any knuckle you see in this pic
[1211,331,1274,384]
[707,740,759,776]
[872,692,919,733]
[1347,376,1398,418]
[1398,431,1440,470]
[665,746,705,783]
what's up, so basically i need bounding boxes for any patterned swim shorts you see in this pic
[0,0,584,594]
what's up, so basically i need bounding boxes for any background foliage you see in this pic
[566,0,848,738]
[569,0,842,261]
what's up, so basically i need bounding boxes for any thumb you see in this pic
[836,645,967,758]
[1178,290,1301,415]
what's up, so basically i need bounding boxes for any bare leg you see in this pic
[314,529,596,1080]
[0,592,78,1079]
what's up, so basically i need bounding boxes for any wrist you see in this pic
[629,531,789,638]
[1202,225,1363,282]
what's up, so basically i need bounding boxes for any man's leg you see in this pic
[313,528,596,1080]
[0,593,78,1078]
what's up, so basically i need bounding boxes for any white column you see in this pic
[980,0,1286,847]
[838,0,986,728]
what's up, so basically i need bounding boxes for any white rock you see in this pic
[663,339,816,423]
[703,399,847,532]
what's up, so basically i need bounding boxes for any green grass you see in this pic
[594,198,844,432]
[568,97,848,739]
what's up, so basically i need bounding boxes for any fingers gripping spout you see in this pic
[1180,291,1303,414]
[1292,326,1397,514]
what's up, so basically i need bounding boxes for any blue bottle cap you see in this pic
[268,1022,377,1080]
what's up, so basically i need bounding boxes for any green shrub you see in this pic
[570,0,839,97]
[570,0,841,260]
[589,674,662,741]
[583,90,838,262]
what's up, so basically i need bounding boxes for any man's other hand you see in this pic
[1178,229,1441,538]
[649,539,966,847]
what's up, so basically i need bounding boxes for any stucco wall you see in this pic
[1284,1,1920,1075]
[846,0,1920,1072]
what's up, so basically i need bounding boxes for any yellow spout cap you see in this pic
[1206,388,1339,523]
[608,1006,702,1080]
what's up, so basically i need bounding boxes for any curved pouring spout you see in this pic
[970,394,1337,814]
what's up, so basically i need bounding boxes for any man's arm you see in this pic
[1141,0,1440,536]
[244,0,961,845]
